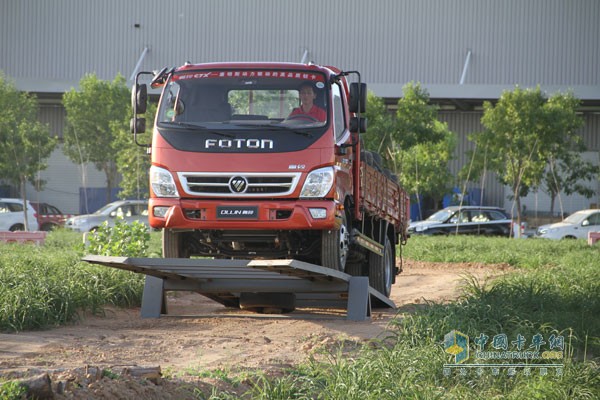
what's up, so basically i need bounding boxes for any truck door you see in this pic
[332,82,352,198]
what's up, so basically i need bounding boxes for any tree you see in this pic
[0,72,56,230]
[392,129,456,212]
[114,102,156,199]
[62,74,130,209]
[363,83,455,214]
[465,86,583,225]
[541,152,598,215]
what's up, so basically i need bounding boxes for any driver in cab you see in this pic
[288,82,326,122]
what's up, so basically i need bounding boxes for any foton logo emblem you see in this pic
[229,176,248,193]
[205,139,274,149]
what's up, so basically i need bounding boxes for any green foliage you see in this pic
[393,82,447,149]
[228,89,298,118]
[541,152,599,214]
[0,234,143,332]
[464,87,584,222]
[0,380,27,399]
[363,84,456,203]
[393,128,456,203]
[62,74,130,203]
[87,218,150,257]
[362,92,395,154]
[0,72,57,228]
[114,101,156,199]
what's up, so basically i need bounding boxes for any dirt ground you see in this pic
[0,260,509,399]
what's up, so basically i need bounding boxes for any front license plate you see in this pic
[216,206,259,219]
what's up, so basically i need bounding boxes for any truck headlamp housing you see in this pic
[150,166,179,197]
[300,167,334,198]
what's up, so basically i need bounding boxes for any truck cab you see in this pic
[132,62,408,298]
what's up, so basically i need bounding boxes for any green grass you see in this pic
[0,229,144,332]
[1,233,598,398]
[238,236,599,399]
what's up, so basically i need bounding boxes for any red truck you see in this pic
[131,62,409,297]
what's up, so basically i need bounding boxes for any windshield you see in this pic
[93,203,118,215]
[425,209,455,222]
[157,70,328,128]
[563,211,589,224]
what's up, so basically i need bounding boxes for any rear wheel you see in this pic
[368,235,394,297]
[9,224,24,232]
[239,292,296,313]
[321,213,350,271]
[41,223,57,231]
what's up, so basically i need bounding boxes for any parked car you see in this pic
[0,198,39,231]
[30,202,73,231]
[408,206,512,236]
[64,200,149,232]
[535,209,600,240]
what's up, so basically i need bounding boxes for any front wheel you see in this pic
[162,228,190,258]
[320,213,350,271]
[368,235,394,297]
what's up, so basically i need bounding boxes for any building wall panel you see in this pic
[2,0,598,91]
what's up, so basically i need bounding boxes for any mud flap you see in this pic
[141,275,167,318]
[347,276,371,321]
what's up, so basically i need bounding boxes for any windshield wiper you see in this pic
[231,123,314,138]
[159,121,234,138]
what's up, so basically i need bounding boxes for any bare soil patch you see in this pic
[0,260,509,399]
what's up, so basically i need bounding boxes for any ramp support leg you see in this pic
[347,276,371,321]
[141,276,167,318]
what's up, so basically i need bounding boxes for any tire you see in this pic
[41,223,57,231]
[9,224,24,232]
[368,235,394,297]
[345,260,365,276]
[239,292,296,313]
[162,228,190,258]
[321,213,350,271]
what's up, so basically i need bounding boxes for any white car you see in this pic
[0,198,40,231]
[65,200,149,232]
[536,209,600,240]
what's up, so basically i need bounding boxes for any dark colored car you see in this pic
[408,206,512,236]
[30,202,72,231]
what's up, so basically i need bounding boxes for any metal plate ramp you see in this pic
[82,256,396,321]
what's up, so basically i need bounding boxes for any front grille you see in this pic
[178,172,301,197]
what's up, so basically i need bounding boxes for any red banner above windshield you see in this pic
[173,70,325,82]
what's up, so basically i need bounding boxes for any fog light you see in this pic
[309,208,327,219]
[153,206,171,218]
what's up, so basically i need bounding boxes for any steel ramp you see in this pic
[82,256,396,321]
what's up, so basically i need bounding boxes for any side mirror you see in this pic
[130,117,146,134]
[131,83,148,114]
[349,83,367,113]
[582,220,590,227]
[349,116,367,133]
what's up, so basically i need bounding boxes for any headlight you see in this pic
[300,167,334,198]
[150,166,179,197]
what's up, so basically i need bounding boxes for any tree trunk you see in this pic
[103,161,118,204]
[20,178,30,232]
